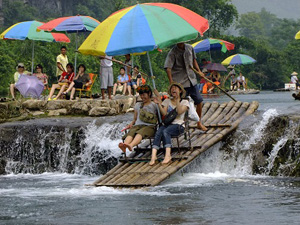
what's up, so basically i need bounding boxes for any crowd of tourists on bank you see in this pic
[10,46,147,101]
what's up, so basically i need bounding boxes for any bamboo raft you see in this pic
[92,101,259,188]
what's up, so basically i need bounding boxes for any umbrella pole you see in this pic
[74,31,78,77]
[190,66,237,102]
[146,52,162,123]
[31,41,35,74]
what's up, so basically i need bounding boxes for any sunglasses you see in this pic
[18,66,24,68]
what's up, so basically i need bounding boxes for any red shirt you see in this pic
[60,71,75,82]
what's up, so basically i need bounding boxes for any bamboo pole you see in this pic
[93,163,126,185]
[204,102,227,126]
[202,102,219,123]
[190,66,237,102]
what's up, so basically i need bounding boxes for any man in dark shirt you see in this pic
[164,42,207,131]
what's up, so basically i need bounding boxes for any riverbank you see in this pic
[0,95,136,123]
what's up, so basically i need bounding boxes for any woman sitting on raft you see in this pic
[149,82,189,165]
[48,63,75,101]
[119,85,158,153]
[55,64,91,100]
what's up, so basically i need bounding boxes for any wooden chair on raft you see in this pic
[123,109,191,152]
[144,110,192,151]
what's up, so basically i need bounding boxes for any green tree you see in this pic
[236,12,265,40]
[2,0,38,27]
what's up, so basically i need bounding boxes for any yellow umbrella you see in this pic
[295,31,300,40]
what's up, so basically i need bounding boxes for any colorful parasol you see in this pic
[38,15,100,76]
[0,20,70,73]
[0,20,70,42]
[295,31,300,40]
[221,54,256,65]
[192,38,235,53]
[78,3,209,56]
[37,15,100,33]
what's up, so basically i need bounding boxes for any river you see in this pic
[1,91,300,225]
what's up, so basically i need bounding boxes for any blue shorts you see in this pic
[127,81,137,86]
[184,85,203,105]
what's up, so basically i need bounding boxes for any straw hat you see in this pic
[202,68,208,73]
[291,72,298,76]
[227,65,234,69]
[168,82,186,98]
[16,63,25,70]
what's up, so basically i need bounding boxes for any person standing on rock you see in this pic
[56,46,68,81]
[164,42,207,131]
[100,55,113,100]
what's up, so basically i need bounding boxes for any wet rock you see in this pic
[22,100,46,110]
[126,108,134,113]
[48,108,67,116]
[121,97,134,113]
[46,100,72,110]
[31,111,45,116]
[108,108,117,116]
[89,107,110,116]
[0,159,6,175]
[71,102,89,114]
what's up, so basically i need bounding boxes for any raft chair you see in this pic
[137,109,192,151]
[75,73,97,99]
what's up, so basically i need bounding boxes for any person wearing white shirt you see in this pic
[290,72,300,90]
[237,72,246,91]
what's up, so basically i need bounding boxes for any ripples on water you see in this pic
[1,91,300,224]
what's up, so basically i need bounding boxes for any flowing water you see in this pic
[1,91,300,225]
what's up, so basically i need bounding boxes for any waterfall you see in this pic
[1,108,299,177]
[74,121,127,175]
[185,108,284,176]
[1,120,129,175]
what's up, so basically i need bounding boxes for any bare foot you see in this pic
[162,156,172,164]
[197,122,208,131]
[149,157,157,166]
[123,143,132,151]
[118,143,126,153]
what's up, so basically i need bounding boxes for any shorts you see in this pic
[184,85,203,105]
[122,125,156,140]
[100,67,113,89]
[128,81,137,86]
[74,80,84,89]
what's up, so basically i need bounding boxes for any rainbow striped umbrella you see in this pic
[295,31,300,40]
[37,15,100,33]
[0,20,70,73]
[192,38,235,53]
[221,54,256,65]
[0,20,70,42]
[38,15,100,76]
[78,3,209,56]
